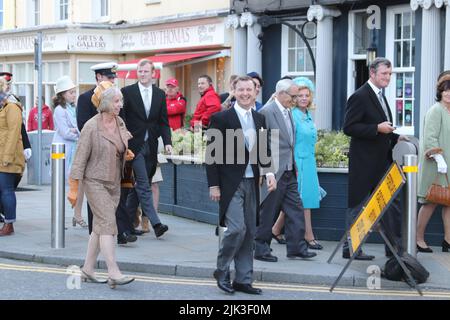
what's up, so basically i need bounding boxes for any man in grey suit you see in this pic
[206,76,277,295]
[255,79,316,262]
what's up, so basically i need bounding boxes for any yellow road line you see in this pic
[1,262,449,298]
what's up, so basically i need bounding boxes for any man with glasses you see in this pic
[254,78,316,262]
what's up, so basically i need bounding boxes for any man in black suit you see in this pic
[206,76,277,295]
[343,57,406,260]
[122,59,172,238]
[74,62,139,244]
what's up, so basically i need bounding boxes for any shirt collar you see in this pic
[234,102,253,117]
[275,98,289,114]
[138,82,152,93]
[368,79,382,95]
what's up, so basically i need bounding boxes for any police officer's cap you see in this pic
[90,62,118,78]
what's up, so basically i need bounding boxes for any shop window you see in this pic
[386,6,416,135]
[281,20,316,80]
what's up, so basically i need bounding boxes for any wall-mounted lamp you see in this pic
[366,46,377,66]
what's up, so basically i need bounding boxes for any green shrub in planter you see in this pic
[315,130,350,168]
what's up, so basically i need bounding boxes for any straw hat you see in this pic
[91,81,115,108]
[54,76,76,95]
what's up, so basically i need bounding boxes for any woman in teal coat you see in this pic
[291,77,322,250]
[416,73,450,253]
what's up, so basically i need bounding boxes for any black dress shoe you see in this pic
[417,244,433,253]
[287,251,317,259]
[254,253,278,262]
[117,232,137,245]
[342,249,375,260]
[131,229,145,236]
[154,223,168,238]
[213,270,234,294]
[232,282,262,295]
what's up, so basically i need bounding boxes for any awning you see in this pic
[116,50,228,79]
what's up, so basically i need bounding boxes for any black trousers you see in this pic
[115,188,135,235]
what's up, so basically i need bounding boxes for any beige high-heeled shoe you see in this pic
[72,217,88,228]
[81,269,107,283]
[107,276,135,289]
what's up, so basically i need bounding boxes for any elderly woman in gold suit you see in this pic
[68,81,135,289]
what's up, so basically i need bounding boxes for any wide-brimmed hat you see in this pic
[54,76,76,95]
[91,81,115,108]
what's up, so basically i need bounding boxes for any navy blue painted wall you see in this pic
[261,24,282,104]
[332,12,349,130]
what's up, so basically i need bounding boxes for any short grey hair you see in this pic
[97,87,122,113]
[275,79,296,94]
[369,57,392,73]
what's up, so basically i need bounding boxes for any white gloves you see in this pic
[431,154,447,174]
[23,148,32,161]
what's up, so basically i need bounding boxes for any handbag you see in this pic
[425,173,450,206]
[121,161,135,189]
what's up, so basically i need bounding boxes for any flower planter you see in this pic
[159,162,445,246]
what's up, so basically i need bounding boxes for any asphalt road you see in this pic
[1,258,449,303]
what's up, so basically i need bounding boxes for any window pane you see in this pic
[396,75,403,98]
[288,49,296,72]
[396,100,403,127]
[405,100,413,126]
[411,41,415,67]
[288,29,295,48]
[405,73,413,98]
[297,49,306,72]
[79,62,96,84]
[403,12,411,39]
[403,41,410,67]
[395,14,402,40]
[353,12,370,55]
[394,42,401,68]
[48,62,61,82]
[305,49,313,72]
[14,64,26,82]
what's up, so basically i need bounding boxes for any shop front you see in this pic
[0,15,232,120]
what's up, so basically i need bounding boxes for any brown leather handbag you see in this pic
[121,161,135,189]
[425,174,450,206]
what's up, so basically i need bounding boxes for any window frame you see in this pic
[385,4,416,136]
[347,9,372,98]
[56,0,69,22]
[280,20,317,79]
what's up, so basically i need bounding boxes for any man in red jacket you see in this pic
[27,97,54,131]
[190,75,221,130]
[165,78,186,130]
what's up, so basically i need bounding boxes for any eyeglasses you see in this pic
[283,91,300,100]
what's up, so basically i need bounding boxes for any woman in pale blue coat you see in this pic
[292,77,322,250]
[52,76,79,181]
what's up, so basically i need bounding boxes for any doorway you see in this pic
[354,60,369,90]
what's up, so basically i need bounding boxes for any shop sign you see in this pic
[117,23,225,52]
